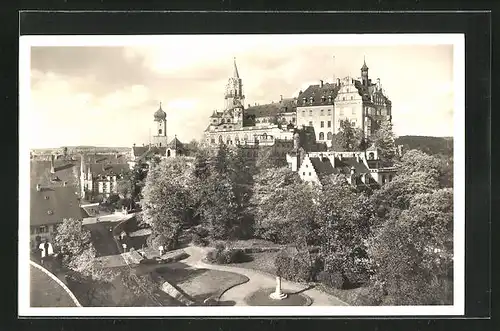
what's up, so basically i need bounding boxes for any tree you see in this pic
[368,188,453,305]
[142,157,194,250]
[371,120,397,162]
[331,120,364,152]
[185,139,201,156]
[316,178,374,284]
[118,269,161,306]
[54,218,117,306]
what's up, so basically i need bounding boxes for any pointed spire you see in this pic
[361,56,369,71]
[159,101,162,109]
[233,57,239,79]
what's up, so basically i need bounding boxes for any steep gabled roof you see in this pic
[309,157,336,179]
[30,186,84,226]
[88,163,130,177]
[30,160,79,189]
[168,137,185,150]
[297,83,339,107]
[244,103,280,118]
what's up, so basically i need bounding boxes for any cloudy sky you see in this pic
[25,35,455,148]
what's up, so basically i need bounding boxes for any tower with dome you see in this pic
[152,102,168,147]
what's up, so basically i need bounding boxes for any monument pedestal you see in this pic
[269,277,288,300]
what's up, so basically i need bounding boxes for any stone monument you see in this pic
[269,276,287,300]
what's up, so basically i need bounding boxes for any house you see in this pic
[290,144,397,187]
[30,184,86,248]
[129,137,187,169]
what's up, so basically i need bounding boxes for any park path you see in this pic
[182,246,348,306]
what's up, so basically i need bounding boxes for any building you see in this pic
[30,154,81,191]
[203,58,296,152]
[130,103,186,168]
[296,58,392,147]
[80,154,130,201]
[30,184,86,247]
[288,140,397,187]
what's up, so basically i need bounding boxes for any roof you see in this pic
[82,153,128,165]
[154,103,167,121]
[335,157,371,174]
[297,83,339,107]
[309,157,336,179]
[88,163,129,177]
[30,160,80,190]
[361,58,369,71]
[168,137,185,150]
[30,186,84,226]
[244,103,281,118]
[233,57,240,78]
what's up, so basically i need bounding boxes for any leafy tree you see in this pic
[316,178,374,284]
[118,269,161,306]
[54,218,117,306]
[368,188,453,305]
[331,120,364,152]
[371,120,397,162]
[397,149,443,179]
[142,158,194,250]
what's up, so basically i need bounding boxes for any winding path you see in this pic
[182,246,348,306]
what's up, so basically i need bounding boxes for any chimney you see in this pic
[36,184,41,192]
[50,154,55,174]
[337,78,340,86]
[320,80,324,88]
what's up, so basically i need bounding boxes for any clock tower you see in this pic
[152,102,168,147]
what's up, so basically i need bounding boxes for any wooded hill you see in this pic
[395,136,453,157]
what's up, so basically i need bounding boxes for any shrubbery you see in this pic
[274,250,319,282]
[317,270,345,289]
[191,226,210,247]
[206,243,250,264]
[353,281,386,306]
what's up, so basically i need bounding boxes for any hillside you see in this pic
[395,136,453,157]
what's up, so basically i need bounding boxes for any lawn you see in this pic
[156,262,249,303]
[315,283,373,306]
[30,265,78,307]
[229,251,279,275]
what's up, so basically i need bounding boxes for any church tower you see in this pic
[361,57,369,86]
[224,57,245,110]
[152,102,168,147]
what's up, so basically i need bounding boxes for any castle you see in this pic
[203,58,392,151]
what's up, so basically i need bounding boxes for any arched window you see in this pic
[368,152,375,160]
[227,118,231,123]
[219,135,223,142]
[167,150,171,157]
[319,132,325,140]
[327,132,333,140]
[320,109,324,116]
[158,129,162,134]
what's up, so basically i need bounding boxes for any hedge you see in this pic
[274,250,319,282]
[206,244,250,264]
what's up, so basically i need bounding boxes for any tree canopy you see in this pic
[331,120,364,152]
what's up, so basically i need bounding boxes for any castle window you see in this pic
[342,97,345,101]
[309,121,313,127]
[320,121,324,128]
[352,121,356,126]
[309,110,312,116]
[221,119,225,123]
[302,111,305,117]
[368,152,374,160]
[320,109,324,116]
[328,120,331,128]
[292,117,296,123]
[319,132,325,140]
[213,119,217,123]
[223,125,227,129]
[158,129,162,134]
[327,132,333,140]
[302,172,305,176]
[350,96,353,100]
[227,119,231,122]
[211,138,215,144]
[244,134,248,141]
[219,135,223,142]
[309,172,311,176]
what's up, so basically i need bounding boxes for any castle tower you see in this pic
[152,102,168,147]
[361,56,369,86]
[224,58,245,110]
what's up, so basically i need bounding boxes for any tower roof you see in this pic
[361,57,369,71]
[154,102,167,121]
[233,57,240,79]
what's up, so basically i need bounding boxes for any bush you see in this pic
[191,233,209,247]
[353,281,385,306]
[206,244,249,264]
[317,270,345,289]
[274,250,316,282]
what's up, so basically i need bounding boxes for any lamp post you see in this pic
[269,276,287,300]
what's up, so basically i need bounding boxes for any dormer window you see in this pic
[227,119,231,123]
[44,196,49,200]
[321,96,326,102]
[309,97,314,104]
[47,210,53,215]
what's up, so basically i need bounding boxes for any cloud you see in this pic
[26,39,456,148]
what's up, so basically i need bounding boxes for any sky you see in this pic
[24,35,456,148]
